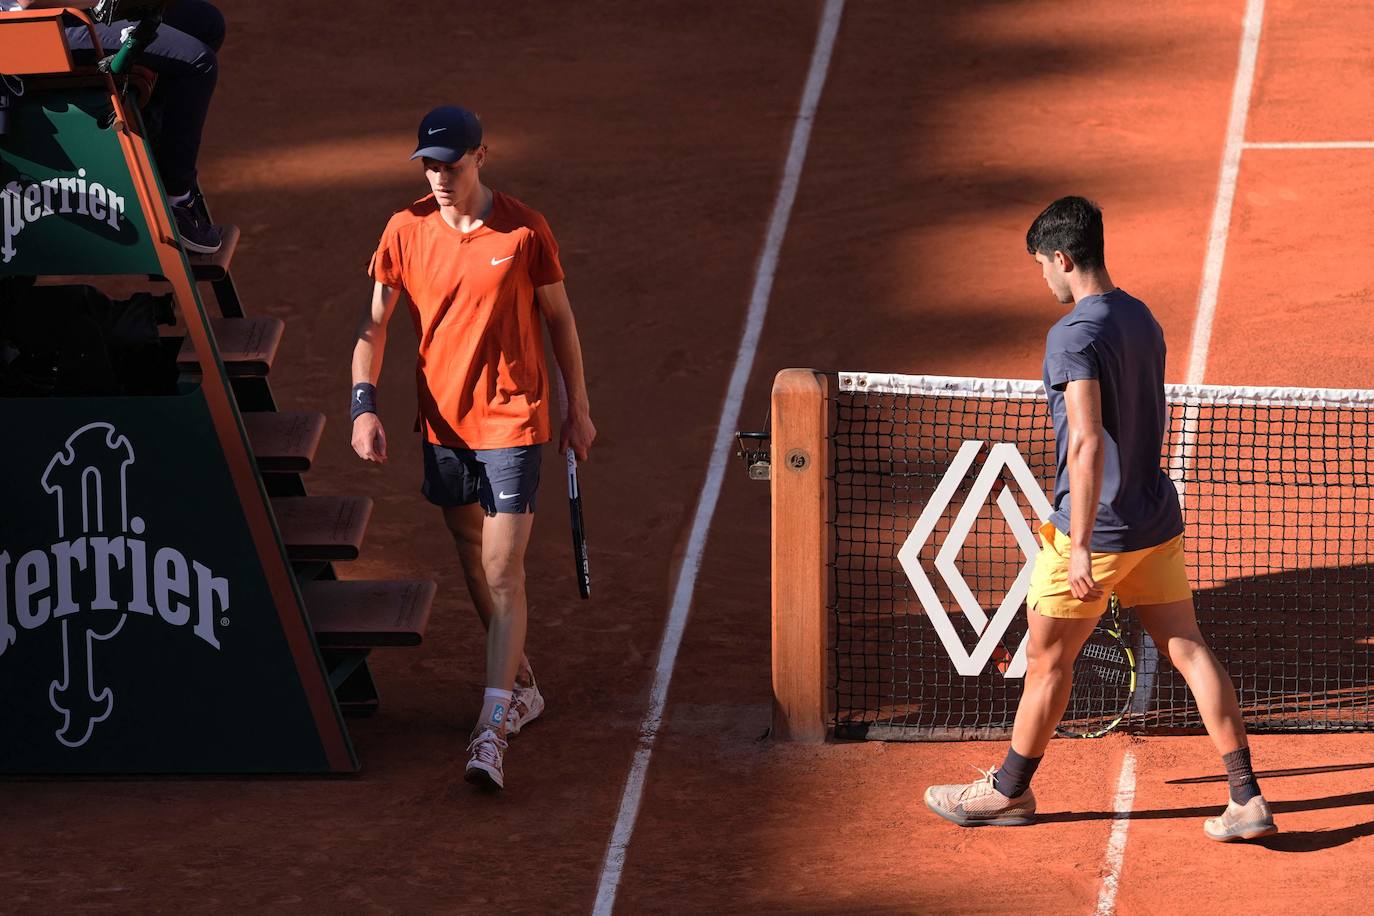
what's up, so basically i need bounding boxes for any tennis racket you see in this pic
[555,369,590,599]
[566,445,590,599]
[1055,593,1135,738]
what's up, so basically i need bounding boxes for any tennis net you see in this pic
[829,371,1374,739]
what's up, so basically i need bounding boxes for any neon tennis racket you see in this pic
[1056,593,1135,738]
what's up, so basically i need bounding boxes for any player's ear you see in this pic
[473,145,488,168]
[1054,249,1074,273]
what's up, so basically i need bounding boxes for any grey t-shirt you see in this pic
[1042,288,1183,552]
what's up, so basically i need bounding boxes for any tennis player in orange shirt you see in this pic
[349,106,596,789]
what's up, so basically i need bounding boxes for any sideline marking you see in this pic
[1245,141,1374,149]
[1111,2,1267,913]
[1136,0,1268,700]
[1135,0,1269,711]
[590,3,846,913]
[1094,751,1139,916]
[1186,0,1266,384]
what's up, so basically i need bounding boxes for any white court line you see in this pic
[589,3,846,914]
[1108,1,1268,912]
[1094,751,1139,916]
[1245,141,1374,149]
[1136,0,1268,699]
[1186,0,1267,385]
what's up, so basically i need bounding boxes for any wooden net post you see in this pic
[771,369,830,742]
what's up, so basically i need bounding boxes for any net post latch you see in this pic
[735,431,771,480]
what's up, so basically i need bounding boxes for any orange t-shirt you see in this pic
[368,191,565,449]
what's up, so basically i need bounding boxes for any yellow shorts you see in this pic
[1026,521,1193,619]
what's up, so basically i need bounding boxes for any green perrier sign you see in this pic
[0,87,162,276]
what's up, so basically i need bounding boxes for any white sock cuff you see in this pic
[484,688,514,703]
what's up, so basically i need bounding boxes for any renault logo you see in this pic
[897,441,1052,678]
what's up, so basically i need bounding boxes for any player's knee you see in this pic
[1026,660,1072,697]
[482,558,525,595]
[1025,646,1075,681]
[1167,636,1210,671]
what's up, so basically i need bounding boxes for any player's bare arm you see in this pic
[535,280,596,461]
[350,280,404,464]
[1064,378,1105,601]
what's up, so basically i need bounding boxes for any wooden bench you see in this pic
[302,580,437,714]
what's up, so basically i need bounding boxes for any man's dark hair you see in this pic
[1026,196,1105,269]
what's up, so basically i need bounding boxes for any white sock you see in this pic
[477,688,513,735]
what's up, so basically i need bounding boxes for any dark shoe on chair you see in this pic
[172,198,222,255]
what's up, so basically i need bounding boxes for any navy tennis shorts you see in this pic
[421,442,541,515]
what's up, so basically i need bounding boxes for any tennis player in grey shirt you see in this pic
[1043,286,1183,552]
[925,196,1276,842]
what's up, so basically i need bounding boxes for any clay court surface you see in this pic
[5,1,1374,913]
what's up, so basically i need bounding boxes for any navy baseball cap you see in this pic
[410,106,483,162]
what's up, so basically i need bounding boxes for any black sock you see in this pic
[1222,746,1261,805]
[993,748,1042,798]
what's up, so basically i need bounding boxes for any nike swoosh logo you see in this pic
[354,391,363,403]
[498,491,519,500]
[427,127,447,135]
[491,256,515,266]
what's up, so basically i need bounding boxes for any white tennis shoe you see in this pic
[506,678,545,737]
[465,728,508,789]
[1204,795,1277,841]
[924,766,1037,827]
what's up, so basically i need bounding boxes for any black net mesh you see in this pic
[830,374,1374,739]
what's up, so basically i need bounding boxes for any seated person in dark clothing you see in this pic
[0,276,177,397]
[2,0,226,254]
